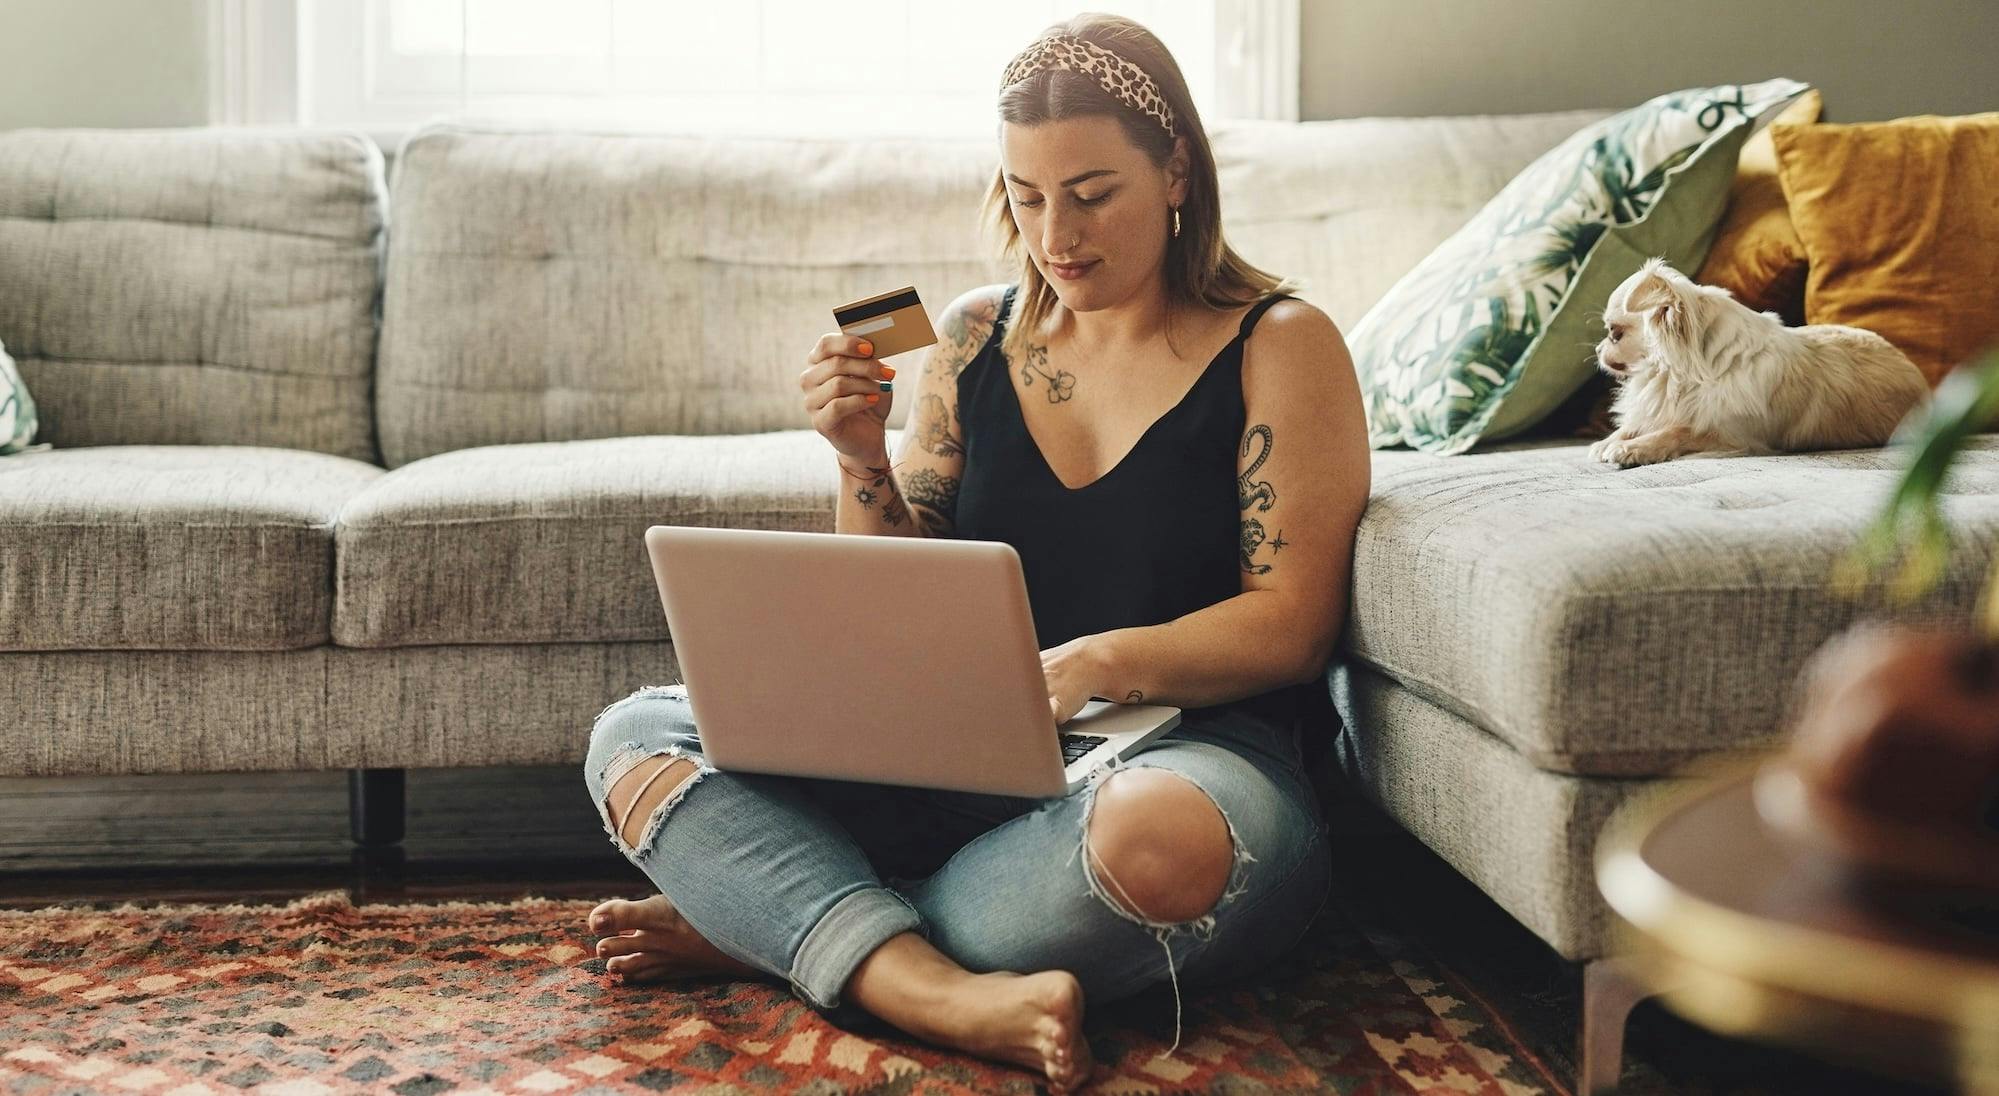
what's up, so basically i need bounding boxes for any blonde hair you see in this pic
[981,12,1299,362]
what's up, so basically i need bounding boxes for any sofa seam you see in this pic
[336,509,827,529]
[4,637,331,654]
[4,521,339,530]
[20,352,373,383]
[382,250,994,267]
[0,211,378,246]
[323,634,673,650]
[373,376,727,394]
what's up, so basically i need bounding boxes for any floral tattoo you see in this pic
[1017,341,1077,403]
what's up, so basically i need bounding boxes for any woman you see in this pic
[582,13,1370,1092]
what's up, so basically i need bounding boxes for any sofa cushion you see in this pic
[0,129,387,463]
[1344,438,1999,777]
[0,446,382,651]
[375,111,1605,467]
[1774,111,1999,386]
[333,429,858,647]
[374,123,1007,468]
[1691,89,1822,326]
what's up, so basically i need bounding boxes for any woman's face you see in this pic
[999,115,1185,311]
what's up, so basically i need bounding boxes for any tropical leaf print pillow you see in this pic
[1349,78,1811,454]
[0,337,40,455]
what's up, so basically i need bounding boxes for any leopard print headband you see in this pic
[999,34,1177,139]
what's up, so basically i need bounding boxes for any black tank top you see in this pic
[954,284,1333,736]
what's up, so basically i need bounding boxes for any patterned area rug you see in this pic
[0,891,1565,1094]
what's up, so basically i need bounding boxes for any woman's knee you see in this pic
[1082,768,1238,925]
[602,752,708,851]
[583,689,713,856]
[584,687,695,780]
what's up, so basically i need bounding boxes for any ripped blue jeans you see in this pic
[582,683,1332,1052]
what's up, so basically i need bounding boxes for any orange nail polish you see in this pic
[881,366,896,379]
[858,341,873,356]
[866,394,880,403]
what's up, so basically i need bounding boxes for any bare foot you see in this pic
[587,894,762,984]
[591,900,1097,1089]
[901,969,1096,1093]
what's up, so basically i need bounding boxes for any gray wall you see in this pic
[1301,0,1997,122]
[0,0,208,129]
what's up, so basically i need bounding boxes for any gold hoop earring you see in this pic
[1171,206,1181,239]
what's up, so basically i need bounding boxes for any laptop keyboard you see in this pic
[1060,733,1109,765]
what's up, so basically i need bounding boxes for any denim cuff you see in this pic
[789,886,925,1012]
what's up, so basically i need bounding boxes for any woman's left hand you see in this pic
[1041,634,1112,726]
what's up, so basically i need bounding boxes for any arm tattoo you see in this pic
[905,467,960,536]
[1239,423,1286,575]
[878,289,996,537]
[1240,522,1271,574]
[1017,340,1076,403]
[1240,522,1292,574]
[849,464,909,527]
[1238,424,1276,510]
[930,292,999,386]
[920,290,1000,440]
[916,394,965,458]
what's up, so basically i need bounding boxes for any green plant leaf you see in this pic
[1840,348,1999,610]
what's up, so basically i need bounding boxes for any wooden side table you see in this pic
[1591,762,1999,1094]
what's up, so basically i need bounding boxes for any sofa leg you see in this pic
[348,768,407,847]
[350,842,407,901]
[1580,956,1658,1094]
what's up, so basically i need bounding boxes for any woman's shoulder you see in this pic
[1237,293,1356,401]
[1241,291,1339,349]
[928,284,1014,384]
[1244,285,1317,319]
[937,283,1013,336]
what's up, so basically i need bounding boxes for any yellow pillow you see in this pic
[1773,111,1999,385]
[1695,89,1822,325]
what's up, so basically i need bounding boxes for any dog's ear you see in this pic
[1624,265,1685,333]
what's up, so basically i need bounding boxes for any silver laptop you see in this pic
[642,525,1181,797]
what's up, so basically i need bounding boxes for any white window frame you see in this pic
[1217,0,1299,123]
[213,0,1298,148]
[208,0,302,126]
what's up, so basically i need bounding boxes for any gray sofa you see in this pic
[4,119,1995,975]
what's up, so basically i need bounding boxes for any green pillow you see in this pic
[1350,78,1811,454]
[1,337,41,455]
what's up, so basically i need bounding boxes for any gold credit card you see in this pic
[834,286,938,359]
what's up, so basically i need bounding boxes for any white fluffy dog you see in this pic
[1588,258,1929,467]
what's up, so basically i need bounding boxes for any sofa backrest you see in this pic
[377,111,1607,467]
[0,129,387,463]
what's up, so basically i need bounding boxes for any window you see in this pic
[266,0,1297,145]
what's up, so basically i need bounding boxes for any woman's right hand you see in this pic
[801,333,895,466]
